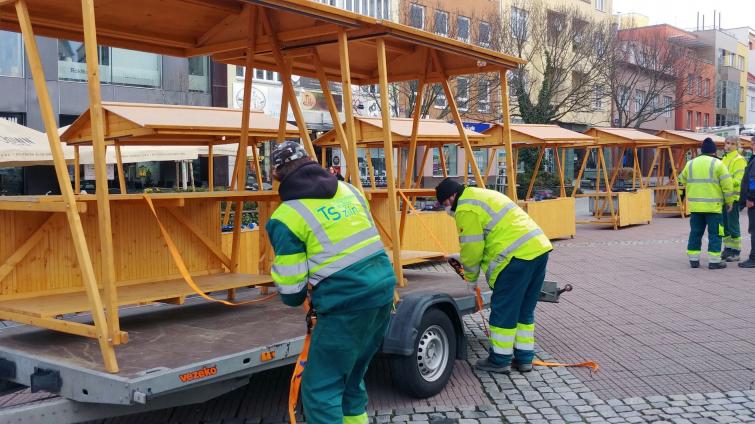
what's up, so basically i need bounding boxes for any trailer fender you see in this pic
[382,293,467,360]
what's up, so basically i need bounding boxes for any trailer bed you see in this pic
[0,269,480,405]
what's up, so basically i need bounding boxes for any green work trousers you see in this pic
[687,212,723,263]
[721,205,742,251]
[301,303,391,424]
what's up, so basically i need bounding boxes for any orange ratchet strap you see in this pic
[144,195,276,306]
[289,299,316,423]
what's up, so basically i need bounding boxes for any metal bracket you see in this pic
[30,368,61,393]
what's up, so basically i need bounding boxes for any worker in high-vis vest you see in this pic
[678,138,735,269]
[721,135,747,262]
[435,178,552,374]
[265,141,396,424]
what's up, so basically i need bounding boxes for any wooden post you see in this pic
[572,147,590,197]
[376,39,404,287]
[251,139,263,189]
[365,148,376,188]
[114,145,127,194]
[484,147,498,182]
[609,146,627,188]
[208,145,214,191]
[414,146,430,188]
[403,52,429,189]
[499,71,517,201]
[666,146,684,217]
[74,146,80,194]
[312,52,355,182]
[439,146,448,177]
[598,148,617,229]
[527,147,544,200]
[338,31,363,192]
[261,11,317,161]
[80,0,120,344]
[15,0,119,372]
[554,147,566,198]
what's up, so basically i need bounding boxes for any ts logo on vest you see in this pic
[316,199,360,222]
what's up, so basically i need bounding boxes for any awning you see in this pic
[0,119,74,167]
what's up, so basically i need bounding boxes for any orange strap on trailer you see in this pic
[144,195,277,306]
[289,299,316,424]
[472,278,598,373]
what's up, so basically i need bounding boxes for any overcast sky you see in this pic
[613,0,755,31]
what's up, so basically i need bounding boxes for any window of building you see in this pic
[751,96,755,112]
[188,57,209,93]
[456,16,471,42]
[687,74,694,94]
[704,113,709,127]
[409,4,425,29]
[255,69,280,82]
[434,11,449,36]
[433,144,458,176]
[572,19,587,47]
[0,31,23,78]
[468,149,488,178]
[704,79,710,97]
[478,79,490,113]
[619,86,630,110]
[634,89,645,113]
[435,90,447,108]
[479,22,491,47]
[738,55,745,70]
[511,7,528,40]
[547,11,566,42]
[0,112,25,125]
[663,96,672,117]
[111,48,161,88]
[457,77,470,111]
[697,76,702,96]
[594,85,603,110]
[741,86,745,103]
[650,95,658,112]
[58,40,111,83]
[325,0,389,18]
[687,110,692,129]
[508,70,526,98]
[595,0,606,12]
[236,66,244,78]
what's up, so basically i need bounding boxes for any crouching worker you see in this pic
[436,178,552,374]
[266,141,396,424]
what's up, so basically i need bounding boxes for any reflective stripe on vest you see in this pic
[485,228,545,282]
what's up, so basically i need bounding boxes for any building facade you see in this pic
[727,27,755,125]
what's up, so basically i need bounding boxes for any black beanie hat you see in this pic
[435,178,463,203]
[701,137,717,155]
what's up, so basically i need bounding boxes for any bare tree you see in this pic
[498,0,616,124]
[605,28,713,128]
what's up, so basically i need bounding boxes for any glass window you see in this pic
[704,79,710,97]
[468,149,488,178]
[619,86,630,109]
[409,4,425,29]
[434,91,447,108]
[457,77,469,110]
[696,112,701,127]
[687,74,694,94]
[188,57,209,93]
[255,69,280,82]
[0,31,23,78]
[58,40,111,83]
[634,90,645,113]
[594,85,603,110]
[511,7,528,40]
[697,76,702,96]
[457,16,470,42]
[663,96,672,117]
[595,0,605,11]
[434,11,448,36]
[478,79,490,112]
[704,113,709,127]
[111,48,160,88]
[479,22,491,47]
[687,110,692,129]
[433,144,458,176]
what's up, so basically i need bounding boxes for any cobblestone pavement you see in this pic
[11,208,755,423]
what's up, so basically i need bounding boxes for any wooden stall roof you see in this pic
[656,130,725,147]
[585,127,667,147]
[740,135,753,150]
[313,117,489,148]
[60,102,299,146]
[481,124,595,148]
[0,0,525,85]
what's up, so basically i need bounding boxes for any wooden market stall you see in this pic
[314,117,491,261]
[0,0,524,371]
[576,128,667,229]
[481,124,595,239]
[652,130,724,216]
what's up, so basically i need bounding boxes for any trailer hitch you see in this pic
[539,281,572,303]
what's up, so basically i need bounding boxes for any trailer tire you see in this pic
[390,308,456,398]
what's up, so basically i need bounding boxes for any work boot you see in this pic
[739,258,755,268]
[721,248,732,261]
[708,262,727,269]
[689,260,700,269]
[475,358,511,374]
[512,359,533,373]
[726,250,740,262]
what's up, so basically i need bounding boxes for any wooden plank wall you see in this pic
[0,200,223,299]
[523,197,576,240]
[618,189,653,227]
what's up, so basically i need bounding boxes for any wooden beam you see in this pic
[196,7,244,46]
[176,0,242,14]
[527,147,544,200]
[439,146,448,177]
[376,39,404,287]
[554,147,566,198]
[313,51,356,182]
[403,48,429,189]
[165,208,233,270]
[16,0,118,372]
[0,200,87,213]
[114,145,127,194]
[208,145,214,191]
[572,147,590,197]
[0,214,56,284]
[188,24,342,56]
[499,71,517,200]
[260,10,317,161]
[74,146,80,194]
[81,0,120,344]
[338,31,363,191]
[414,146,430,188]
[365,148,376,188]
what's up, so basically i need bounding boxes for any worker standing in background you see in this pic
[721,135,747,262]
[678,138,735,269]
[740,138,755,268]
[265,141,396,424]
[436,178,552,374]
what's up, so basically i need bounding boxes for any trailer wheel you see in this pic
[390,308,456,398]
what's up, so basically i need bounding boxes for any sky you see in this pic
[613,0,755,31]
